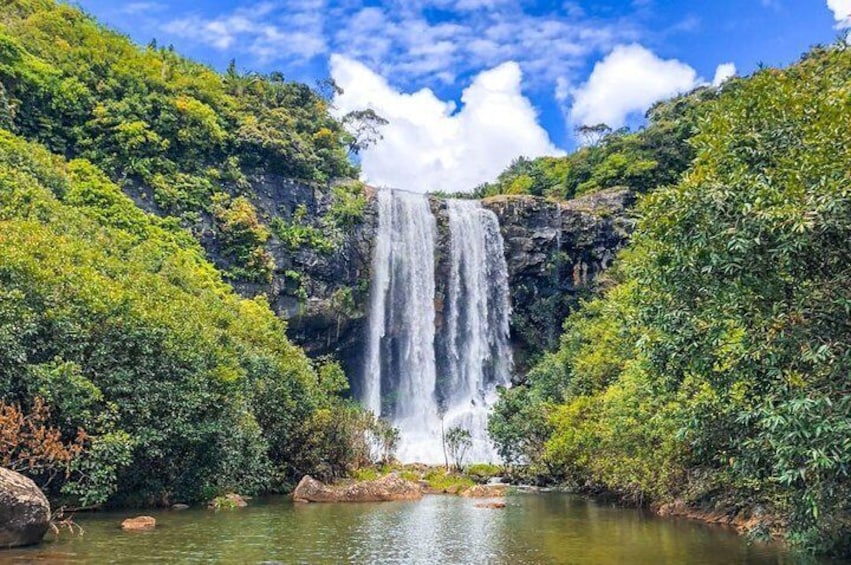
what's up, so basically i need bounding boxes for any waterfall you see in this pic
[363,190,512,463]
[363,189,441,461]
[440,199,513,463]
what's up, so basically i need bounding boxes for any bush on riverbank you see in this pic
[490,45,851,556]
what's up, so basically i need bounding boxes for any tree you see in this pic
[0,398,87,486]
[370,418,400,464]
[575,123,612,147]
[443,427,472,471]
[341,108,389,154]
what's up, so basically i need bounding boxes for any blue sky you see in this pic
[74,0,848,191]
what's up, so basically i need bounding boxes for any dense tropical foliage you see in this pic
[0,129,389,506]
[490,45,851,555]
[0,0,355,211]
[473,86,718,201]
[0,0,387,508]
[0,0,367,282]
[1,0,849,558]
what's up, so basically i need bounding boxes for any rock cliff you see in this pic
[235,177,377,373]
[137,175,379,374]
[135,176,633,381]
[483,187,635,371]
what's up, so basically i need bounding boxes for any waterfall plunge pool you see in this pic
[3,493,806,564]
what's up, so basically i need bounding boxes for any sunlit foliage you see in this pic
[0,129,360,506]
[491,46,851,555]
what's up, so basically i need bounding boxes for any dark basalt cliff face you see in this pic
[230,177,377,374]
[129,175,379,374]
[482,187,635,373]
[282,185,633,379]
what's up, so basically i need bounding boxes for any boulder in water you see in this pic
[0,467,51,548]
[121,516,156,531]
[293,473,423,503]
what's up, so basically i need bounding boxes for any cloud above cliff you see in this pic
[330,55,563,193]
[566,45,740,132]
[568,44,699,130]
[78,0,836,190]
[160,1,631,86]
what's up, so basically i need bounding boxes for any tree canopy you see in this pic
[0,0,356,217]
[473,86,719,201]
[490,45,851,556]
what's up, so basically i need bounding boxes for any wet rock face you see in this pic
[271,185,633,379]
[0,467,51,548]
[126,168,632,381]
[153,173,631,381]
[258,180,377,374]
[483,188,635,373]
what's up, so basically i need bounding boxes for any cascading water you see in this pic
[363,189,441,461]
[363,190,512,463]
[439,199,513,463]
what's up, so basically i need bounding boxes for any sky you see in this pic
[74,0,850,192]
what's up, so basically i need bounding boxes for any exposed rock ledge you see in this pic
[459,484,509,498]
[654,499,782,536]
[293,473,423,503]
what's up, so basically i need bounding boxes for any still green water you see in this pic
[3,493,807,564]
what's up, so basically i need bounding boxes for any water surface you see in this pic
[3,493,805,564]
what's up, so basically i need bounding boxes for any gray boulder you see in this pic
[0,467,51,548]
[293,473,423,503]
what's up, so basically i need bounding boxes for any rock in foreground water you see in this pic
[293,473,423,503]
[474,501,506,509]
[0,468,51,548]
[121,516,156,531]
[208,493,248,509]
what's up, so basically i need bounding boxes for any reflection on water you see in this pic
[2,493,806,564]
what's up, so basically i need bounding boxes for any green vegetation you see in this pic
[423,468,476,492]
[443,426,472,471]
[328,181,369,228]
[0,0,355,208]
[0,0,360,279]
[0,129,374,507]
[464,463,502,483]
[270,181,368,261]
[213,193,275,282]
[271,205,335,254]
[474,87,718,201]
[490,46,851,555]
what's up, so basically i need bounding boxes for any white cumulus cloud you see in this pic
[330,55,563,193]
[827,0,851,27]
[568,44,700,130]
[712,62,737,86]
